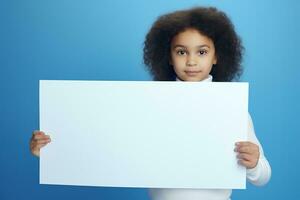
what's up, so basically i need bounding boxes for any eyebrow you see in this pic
[172,44,211,49]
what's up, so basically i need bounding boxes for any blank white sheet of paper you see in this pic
[39,80,248,189]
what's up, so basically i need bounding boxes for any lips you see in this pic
[185,70,201,76]
[185,70,201,73]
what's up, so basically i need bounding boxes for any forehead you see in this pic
[171,28,213,47]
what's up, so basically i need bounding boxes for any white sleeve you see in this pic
[246,113,272,186]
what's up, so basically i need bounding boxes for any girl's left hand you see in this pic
[234,141,260,169]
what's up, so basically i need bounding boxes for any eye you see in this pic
[198,50,208,55]
[176,50,187,56]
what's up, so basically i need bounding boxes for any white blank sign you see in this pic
[39,80,248,189]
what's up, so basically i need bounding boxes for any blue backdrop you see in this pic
[1,0,299,199]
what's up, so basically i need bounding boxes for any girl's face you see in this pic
[170,28,217,81]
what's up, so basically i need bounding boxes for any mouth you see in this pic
[185,70,201,76]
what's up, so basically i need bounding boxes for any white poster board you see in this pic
[39,80,248,189]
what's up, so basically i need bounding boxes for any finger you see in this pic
[31,141,49,151]
[237,159,252,168]
[31,143,48,156]
[234,142,249,152]
[36,143,48,149]
[33,134,50,141]
[32,131,45,140]
[235,145,250,153]
[235,142,251,149]
[36,138,51,144]
[30,137,51,147]
[236,142,259,150]
[236,145,257,154]
[235,141,252,147]
[237,153,253,161]
[33,130,45,136]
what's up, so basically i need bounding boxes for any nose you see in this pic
[186,55,197,66]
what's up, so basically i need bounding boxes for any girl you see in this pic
[30,6,271,200]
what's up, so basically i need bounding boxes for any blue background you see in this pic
[1,0,299,199]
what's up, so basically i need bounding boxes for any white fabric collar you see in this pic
[175,74,213,82]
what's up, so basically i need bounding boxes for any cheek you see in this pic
[199,57,214,70]
[171,57,185,70]
[172,64,184,74]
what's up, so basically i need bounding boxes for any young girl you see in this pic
[30,6,271,200]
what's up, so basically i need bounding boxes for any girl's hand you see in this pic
[30,130,51,157]
[234,141,260,169]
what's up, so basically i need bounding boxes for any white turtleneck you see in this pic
[175,74,213,82]
[148,75,271,200]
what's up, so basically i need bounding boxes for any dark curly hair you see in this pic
[143,6,244,81]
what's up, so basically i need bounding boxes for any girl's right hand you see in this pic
[30,130,51,157]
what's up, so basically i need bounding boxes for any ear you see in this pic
[213,55,217,65]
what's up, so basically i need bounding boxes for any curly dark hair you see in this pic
[143,6,244,81]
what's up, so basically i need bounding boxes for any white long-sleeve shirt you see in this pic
[149,75,271,200]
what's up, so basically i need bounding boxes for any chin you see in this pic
[184,76,203,82]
